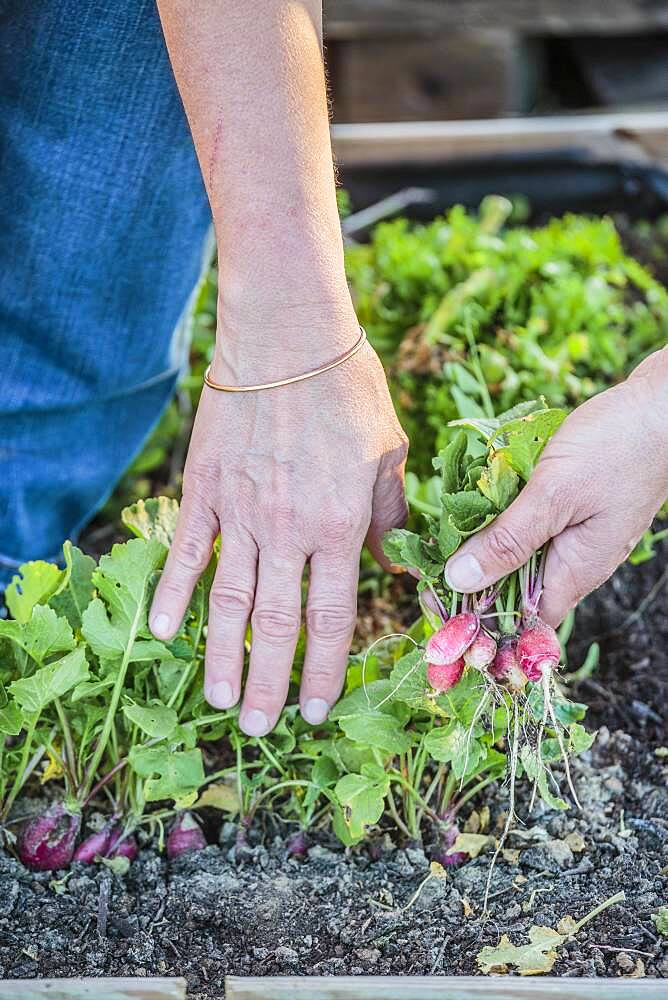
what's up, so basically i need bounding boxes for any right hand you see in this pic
[444,347,668,625]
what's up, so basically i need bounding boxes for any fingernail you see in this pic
[302,698,329,726]
[240,708,270,737]
[206,680,235,709]
[151,612,171,638]
[444,553,485,592]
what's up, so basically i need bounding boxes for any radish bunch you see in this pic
[424,609,561,694]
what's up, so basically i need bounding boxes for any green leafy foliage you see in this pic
[346,200,668,478]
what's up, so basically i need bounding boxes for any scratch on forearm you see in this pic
[208,107,225,194]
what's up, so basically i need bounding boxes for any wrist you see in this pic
[211,289,361,386]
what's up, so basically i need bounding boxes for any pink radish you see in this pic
[463,631,497,670]
[425,613,479,666]
[107,830,138,861]
[489,635,526,693]
[18,803,81,871]
[518,618,561,682]
[430,816,468,867]
[427,657,465,694]
[73,825,114,863]
[286,830,309,858]
[167,812,206,859]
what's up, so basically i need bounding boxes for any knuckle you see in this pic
[541,478,575,523]
[246,676,285,703]
[306,606,356,643]
[251,605,301,643]
[173,533,210,573]
[156,575,189,606]
[485,523,527,567]
[318,506,364,547]
[210,582,255,618]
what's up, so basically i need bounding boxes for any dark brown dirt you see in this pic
[1,726,667,996]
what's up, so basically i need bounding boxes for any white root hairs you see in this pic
[361,632,420,709]
[483,698,520,916]
[529,678,549,814]
[460,691,490,789]
[542,669,581,810]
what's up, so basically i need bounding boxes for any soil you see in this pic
[1,551,667,994]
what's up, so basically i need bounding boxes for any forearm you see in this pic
[157,1,350,341]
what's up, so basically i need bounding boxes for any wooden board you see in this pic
[226,977,668,999]
[0,979,187,1000]
[329,31,532,123]
[331,109,668,166]
[324,0,668,38]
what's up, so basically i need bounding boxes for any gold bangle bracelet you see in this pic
[203,325,367,393]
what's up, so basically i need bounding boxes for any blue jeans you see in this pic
[0,1,211,584]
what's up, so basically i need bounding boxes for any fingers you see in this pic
[444,474,573,593]
[239,547,305,737]
[300,550,359,725]
[150,491,219,640]
[366,455,409,570]
[204,529,258,709]
[539,516,635,627]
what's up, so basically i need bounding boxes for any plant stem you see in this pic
[84,757,129,807]
[386,784,412,839]
[256,737,288,777]
[79,598,145,803]
[248,780,312,822]
[452,772,499,815]
[2,714,38,821]
[390,772,440,825]
[54,698,78,787]
[573,891,626,934]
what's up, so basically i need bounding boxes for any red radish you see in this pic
[518,618,561,682]
[108,830,138,861]
[427,657,465,694]
[18,803,81,871]
[430,817,468,867]
[464,631,497,670]
[73,825,114,863]
[425,613,479,666]
[167,812,206,859]
[489,635,526,693]
[286,830,309,858]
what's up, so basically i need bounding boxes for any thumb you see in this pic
[444,475,571,593]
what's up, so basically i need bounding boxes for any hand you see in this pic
[443,347,668,626]
[149,304,408,735]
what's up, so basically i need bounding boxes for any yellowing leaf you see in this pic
[121,497,179,547]
[447,833,493,859]
[5,561,63,624]
[429,861,447,879]
[478,891,626,976]
[41,745,65,784]
[477,925,564,975]
[196,781,240,815]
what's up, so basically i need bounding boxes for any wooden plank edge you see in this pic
[331,108,668,166]
[0,978,187,1000]
[225,976,668,999]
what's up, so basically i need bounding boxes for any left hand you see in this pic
[149,305,408,736]
[443,347,668,625]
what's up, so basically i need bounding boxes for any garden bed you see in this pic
[1,555,666,995]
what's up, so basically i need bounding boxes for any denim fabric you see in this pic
[0,0,211,581]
